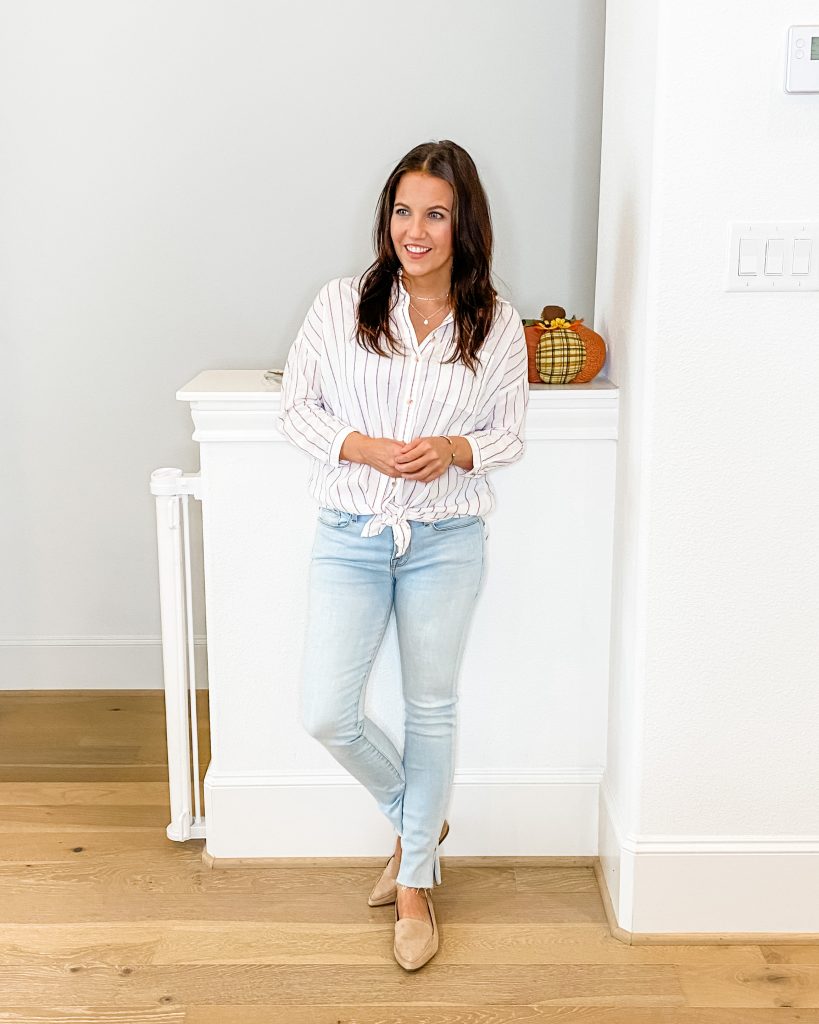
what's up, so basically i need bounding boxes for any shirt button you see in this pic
[407,399,413,404]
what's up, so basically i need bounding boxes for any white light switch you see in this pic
[738,238,758,275]
[727,222,819,291]
[792,238,812,275]
[764,238,785,275]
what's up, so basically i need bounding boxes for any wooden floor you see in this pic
[0,691,818,1023]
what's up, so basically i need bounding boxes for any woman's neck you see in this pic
[401,267,451,298]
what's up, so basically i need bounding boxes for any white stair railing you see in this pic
[150,467,206,841]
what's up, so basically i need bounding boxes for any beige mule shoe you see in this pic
[393,886,439,971]
[367,819,450,907]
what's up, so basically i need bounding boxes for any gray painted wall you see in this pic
[1,0,605,685]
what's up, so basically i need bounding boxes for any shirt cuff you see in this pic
[329,426,359,467]
[462,435,483,476]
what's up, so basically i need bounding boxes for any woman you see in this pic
[278,139,528,970]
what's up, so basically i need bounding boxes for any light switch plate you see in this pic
[726,222,818,291]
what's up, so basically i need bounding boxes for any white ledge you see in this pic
[177,370,619,442]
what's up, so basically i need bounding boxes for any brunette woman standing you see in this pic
[278,139,528,970]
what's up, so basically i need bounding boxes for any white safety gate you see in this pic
[150,467,206,840]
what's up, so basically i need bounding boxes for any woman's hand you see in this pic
[347,435,407,478]
[393,436,453,483]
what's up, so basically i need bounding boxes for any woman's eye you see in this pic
[429,211,443,220]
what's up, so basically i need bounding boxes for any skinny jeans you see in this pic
[300,506,485,889]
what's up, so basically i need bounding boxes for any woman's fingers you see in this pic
[399,454,448,481]
[396,452,428,473]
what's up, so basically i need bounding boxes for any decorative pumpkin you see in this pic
[523,305,607,384]
[536,327,585,383]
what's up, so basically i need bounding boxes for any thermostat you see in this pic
[785,25,819,93]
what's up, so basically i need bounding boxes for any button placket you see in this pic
[392,342,416,493]
[392,326,433,492]
[392,277,451,492]
[403,342,429,432]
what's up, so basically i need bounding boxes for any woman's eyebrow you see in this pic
[393,202,451,212]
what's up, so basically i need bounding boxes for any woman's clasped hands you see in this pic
[394,436,454,482]
[357,435,454,483]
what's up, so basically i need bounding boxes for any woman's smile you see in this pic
[405,244,432,259]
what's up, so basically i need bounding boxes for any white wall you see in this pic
[0,1,605,688]
[593,0,659,852]
[596,0,819,932]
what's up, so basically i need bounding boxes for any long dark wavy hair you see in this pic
[356,140,498,375]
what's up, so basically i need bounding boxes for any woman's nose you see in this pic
[407,216,427,239]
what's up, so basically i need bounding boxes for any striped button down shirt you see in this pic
[277,269,529,557]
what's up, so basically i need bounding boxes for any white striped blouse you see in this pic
[277,268,529,557]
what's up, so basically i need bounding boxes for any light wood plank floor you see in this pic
[0,690,817,1023]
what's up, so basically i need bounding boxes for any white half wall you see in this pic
[596,0,819,934]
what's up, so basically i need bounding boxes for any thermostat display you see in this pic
[786,26,819,92]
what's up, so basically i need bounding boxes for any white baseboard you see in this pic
[599,777,819,934]
[0,636,208,690]
[201,769,602,859]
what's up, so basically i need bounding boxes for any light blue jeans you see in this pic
[300,507,485,889]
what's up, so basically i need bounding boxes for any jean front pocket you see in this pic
[317,506,353,529]
[431,514,483,532]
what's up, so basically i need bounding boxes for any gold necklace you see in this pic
[408,298,449,326]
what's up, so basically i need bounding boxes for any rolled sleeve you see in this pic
[463,434,483,475]
[329,425,358,467]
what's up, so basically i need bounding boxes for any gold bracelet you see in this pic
[439,435,456,465]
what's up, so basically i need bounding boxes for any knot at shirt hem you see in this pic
[359,499,412,557]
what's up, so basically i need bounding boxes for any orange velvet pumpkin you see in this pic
[569,321,606,383]
[524,325,547,383]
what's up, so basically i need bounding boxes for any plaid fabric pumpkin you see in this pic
[535,328,585,383]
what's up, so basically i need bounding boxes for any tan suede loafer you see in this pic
[367,819,450,907]
[393,886,439,971]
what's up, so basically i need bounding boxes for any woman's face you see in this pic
[390,171,454,282]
